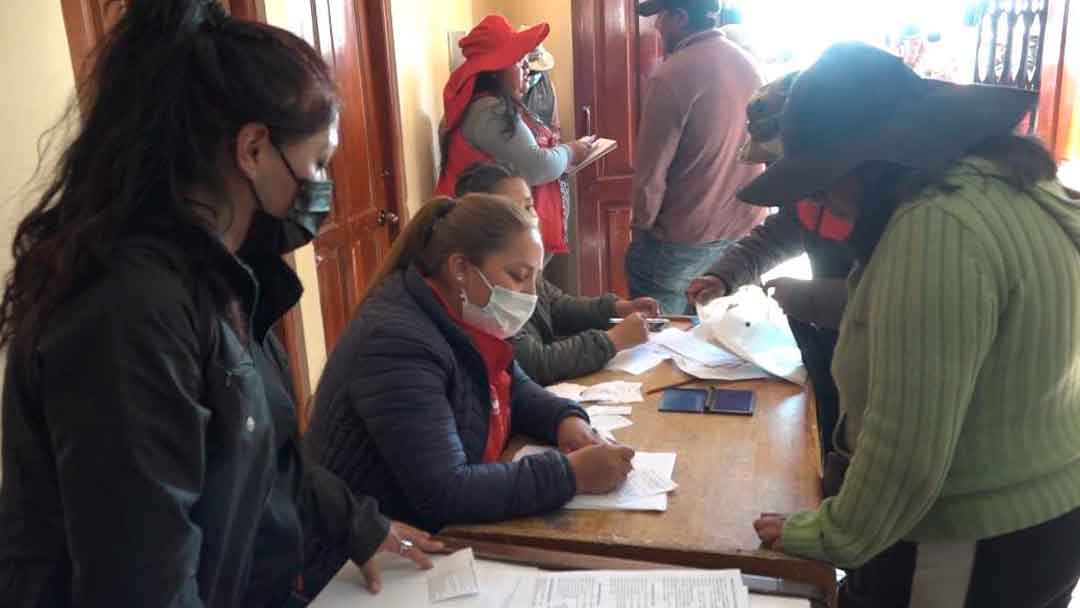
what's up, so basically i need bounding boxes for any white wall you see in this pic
[0,0,76,471]
[391,0,478,213]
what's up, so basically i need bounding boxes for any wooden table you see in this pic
[440,352,836,602]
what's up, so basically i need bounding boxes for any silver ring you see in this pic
[398,538,414,555]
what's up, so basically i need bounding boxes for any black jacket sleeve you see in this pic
[350,333,579,532]
[705,206,807,291]
[300,462,390,566]
[510,327,616,386]
[38,279,207,607]
[543,279,618,336]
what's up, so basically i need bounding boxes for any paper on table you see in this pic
[512,569,747,608]
[589,414,632,433]
[312,552,808,608]
[313,553,537,608]
[428,548,481,603]
[565,452,677,511]
[546,383,589,401]
[580,381,644,403]
[512,447,677,510]
[650,327,744,367]
[547,381,644,404]
[585,405,632,417]
[605,343,672,375]
[671,355,770,382]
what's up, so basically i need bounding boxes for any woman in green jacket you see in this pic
[747,43,1080,607]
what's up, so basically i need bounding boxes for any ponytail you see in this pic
[358,194,535,307]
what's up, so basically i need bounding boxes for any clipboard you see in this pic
[566,138,618,175]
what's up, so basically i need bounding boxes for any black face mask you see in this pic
[243,142,334,255]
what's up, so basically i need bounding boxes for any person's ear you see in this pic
[446,253,469,287]
[234,122,272,183]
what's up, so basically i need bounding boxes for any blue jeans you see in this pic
[625,232,732,315]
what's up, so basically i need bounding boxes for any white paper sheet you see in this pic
[511,447,677,511]
[546,381,644,404]
[313,553,536,608]
[605,343,672,375]
[650,327,745,367]
[671,354,771,382]
[588,414,633,433]
[565,452,677,512]
[428,548,481,603]
[580,381,644,403]
[312,555,809,608]
[585,405,633,417]
[512,570,748,608]
[546,383,589,401]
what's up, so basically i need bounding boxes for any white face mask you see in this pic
[461,266,538,339]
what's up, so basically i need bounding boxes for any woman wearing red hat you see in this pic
[436,15,595,256]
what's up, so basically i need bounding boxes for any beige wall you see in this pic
[391,0,477,213]
[0,0,75,461]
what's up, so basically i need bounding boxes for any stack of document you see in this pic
[525,569,755,608]
[313,554,810,607]
[606,327,770,382]
[514,446,678,511]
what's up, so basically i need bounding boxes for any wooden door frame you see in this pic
[274,0,408,418]
[1036,0,1076,163]
[572,0,644,297]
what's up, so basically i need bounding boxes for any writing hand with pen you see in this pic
[557,416,635,494]
[606,297,661,351]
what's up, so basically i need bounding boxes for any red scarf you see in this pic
[425,279,513,463]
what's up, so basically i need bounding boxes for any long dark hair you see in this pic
[0,0,336,359]
[847,134,1057,261]
[439,71,522,173]
[358,195,534,309]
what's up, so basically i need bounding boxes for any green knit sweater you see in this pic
[782,158,1080,567]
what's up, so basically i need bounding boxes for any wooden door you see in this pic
[572,0,663,297]
[60,0,258,90]
[1036,0,1078,165]
[300,0,404,353]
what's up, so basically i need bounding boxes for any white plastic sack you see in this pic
[696,286,807,385]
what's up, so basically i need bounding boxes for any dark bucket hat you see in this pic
[738,42,1037,206]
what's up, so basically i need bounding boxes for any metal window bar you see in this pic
[973,0,1050,132]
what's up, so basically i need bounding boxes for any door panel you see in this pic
[572,0,662,296]
[305,0,403,352]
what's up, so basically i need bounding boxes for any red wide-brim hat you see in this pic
[442,15,550,133]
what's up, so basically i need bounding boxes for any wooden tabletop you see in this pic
[439,351,836,601]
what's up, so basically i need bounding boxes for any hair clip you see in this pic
[199,0,229,31]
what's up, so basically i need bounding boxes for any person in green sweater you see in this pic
[455,161,659,385]
[742,43,1080,607]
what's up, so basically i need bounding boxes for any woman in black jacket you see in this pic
[454,162,659,385]
[305,195,635,549]
[0,2,437,606]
